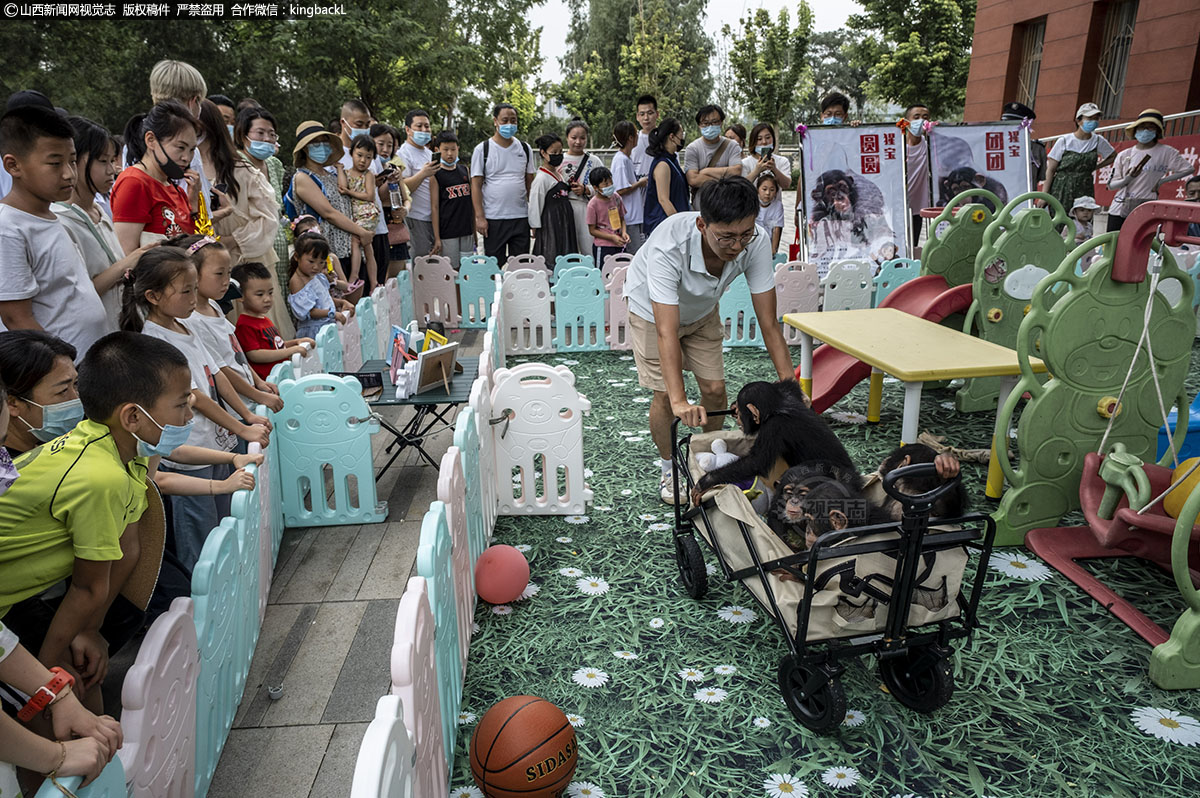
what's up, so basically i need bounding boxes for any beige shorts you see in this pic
[628,308,726,392]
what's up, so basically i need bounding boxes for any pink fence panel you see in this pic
[119,596,198,798]
[390,576,449,798]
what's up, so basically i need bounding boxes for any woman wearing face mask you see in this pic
[111,100,202,253]
[289,120,373,269]
[643,118,690,237]
[1042,102,1116,211]
[54,116,159,332]
[1106,109,1195,232]
[234,105,291,277]
[527,133,578,265]
[195,100,280,271]
[0,331,82,458]
[561,119,605,255]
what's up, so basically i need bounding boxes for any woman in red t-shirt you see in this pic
[112,100,201,253]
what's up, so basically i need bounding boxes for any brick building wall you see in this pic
[964,0,1200,138]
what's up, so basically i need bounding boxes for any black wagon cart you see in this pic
[669,417,997,733]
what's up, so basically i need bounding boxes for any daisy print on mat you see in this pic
[577,576,609,595]
[718,605,758,624]
[566,713,586,727]
[694,686,728,703]
[567,782,605,798]
[822,766,860,789]
[763,774,808,797]
[678,667,706,682]
[451,786,484,798]
[572,667,609,688]
[842,709,866,727]
[989,551,1052,581]
[1130,707,1200,745]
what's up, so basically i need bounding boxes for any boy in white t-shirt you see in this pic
[0,105,110,359]
[470,103,537,262]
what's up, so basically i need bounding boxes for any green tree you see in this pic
[800,30,873,121]
[558,0,713,140]
[721,4,814,130]
[0,2,545,156]
[846,0,975,117]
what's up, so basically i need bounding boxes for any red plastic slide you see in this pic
[796,275,974,413]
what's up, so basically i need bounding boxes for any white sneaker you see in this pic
[660,470,682,505]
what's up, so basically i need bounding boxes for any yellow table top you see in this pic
[782,308,1047,382]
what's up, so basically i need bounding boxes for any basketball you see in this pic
[470,695,578,798]
[475,544,530,604]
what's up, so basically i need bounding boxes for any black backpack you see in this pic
[481,137,531,176]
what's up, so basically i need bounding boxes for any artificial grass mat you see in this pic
[450,347,1200,798]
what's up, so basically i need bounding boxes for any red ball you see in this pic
[475,544,530,604]
[470,696,578,798]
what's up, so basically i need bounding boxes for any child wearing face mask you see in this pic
[1106,109,1194,232]
[585,166,628,267]
[430,131,476,268]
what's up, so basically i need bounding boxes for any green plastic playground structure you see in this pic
[957,192,1074,413]
[991,231,1193,547]
[919,188,1003,289]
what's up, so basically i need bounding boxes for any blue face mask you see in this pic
[498,123,518,140]
[755,145,773,155]
[19,398,84,442]
[307,143,333,164]
[441,157,459,167]
[133,405,194,458]
[822,116,844,126]
[700,125,721,141]
[345,121,371,140]
[0,448,17,497]
[226,124,235,140]
[247,140,276,161]
[1081,120,1099,133]
[1135,129,1157,145]
[600,185,615,198]
[412,130,432,146]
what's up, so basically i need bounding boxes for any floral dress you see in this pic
[294,167,352,261]
[346,170,381,232]
[289,271,336,339]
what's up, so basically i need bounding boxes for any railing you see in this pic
[1041,109,1200,145]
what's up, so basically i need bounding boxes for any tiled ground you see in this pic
[205,329,483,797]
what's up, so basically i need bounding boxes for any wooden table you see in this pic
[782,309,1047,498]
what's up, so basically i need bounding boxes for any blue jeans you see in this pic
[159,463,233,572]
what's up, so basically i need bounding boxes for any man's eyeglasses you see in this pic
[713,228,759,246]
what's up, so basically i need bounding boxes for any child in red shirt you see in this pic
[232,261,316,379]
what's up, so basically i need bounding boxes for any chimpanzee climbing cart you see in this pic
[670,418,996,732]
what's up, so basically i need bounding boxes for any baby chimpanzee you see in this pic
[697,380,853,494]
[872,443,967,520]
[767,461,886,553]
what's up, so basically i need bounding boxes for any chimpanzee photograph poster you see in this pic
[930,122,1031,214]
[800,124,907,275]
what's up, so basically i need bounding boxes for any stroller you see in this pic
[670,416,996,732]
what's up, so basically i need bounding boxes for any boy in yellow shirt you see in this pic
[0,331,193,711]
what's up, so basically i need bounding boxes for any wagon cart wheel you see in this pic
[879,645,955,713]
[674,533,708,599]
[778,655,846,733]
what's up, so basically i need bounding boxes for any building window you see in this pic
[1095,0,1140,118]
[1015,18,1046,109]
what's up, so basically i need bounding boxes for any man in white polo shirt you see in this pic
[624,176,794,503]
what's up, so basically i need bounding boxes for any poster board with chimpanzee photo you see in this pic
[930,122,1031,218]
[799,124,908,276]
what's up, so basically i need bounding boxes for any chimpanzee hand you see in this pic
[933,453,960,480]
